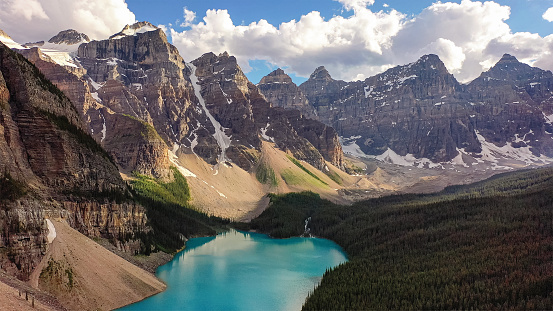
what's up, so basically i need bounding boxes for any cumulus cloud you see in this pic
[0,0,136,42]
[170,7,405,79]
[181,7,196,28]
[5,0,48,21]
[391,0,516,81]
[418,38,466,72]
[167,0,552,83]
[544,7,553,22]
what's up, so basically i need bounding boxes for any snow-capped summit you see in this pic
[109,21,159,40]
[0,28,24,49]
[48,29,90,45]
[0,29,11,40]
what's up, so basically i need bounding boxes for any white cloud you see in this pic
[167,1,553,83]
[5,0,48,21]
[0,0,136,43]
[170,7,404,80]
[418,38,466,72]
[181,7,196,28]
[392,0,513,81]
[544,7,553,22]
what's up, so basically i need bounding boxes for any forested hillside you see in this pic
[129,167,230,254]
[245,167,553,310]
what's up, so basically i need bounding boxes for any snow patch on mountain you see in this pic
[376,148,442,169]
[543,112,553,125]
[41,49,79,68]
[0,33,24,49]
[89,78,105,91]
[449,148,469,168]
[46,219,56,244]
[99,111,107,142]
[110,22,158,40]
[260,123,275,142]
[168,150,197,178]
[340,136,370,158]
[364,86,373,98]
[188,63,232,163]
[475,131,553,166]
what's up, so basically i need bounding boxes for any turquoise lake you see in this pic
[118,230,347,311]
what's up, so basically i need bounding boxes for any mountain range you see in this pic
[259,53,553,170]
[0,20,552,310]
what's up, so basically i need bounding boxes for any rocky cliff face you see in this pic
[73,22,344,171]
[14,29,174,180]
[0,42,149,280]
[102,112,171,179]
[76,24,206,172]
[257,68,315,118]
[260,54,553,169]
[190,52,344,170]
[466,54,553,156]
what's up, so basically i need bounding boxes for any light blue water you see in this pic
[118,230,347,311]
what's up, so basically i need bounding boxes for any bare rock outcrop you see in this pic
[0,42,149,281]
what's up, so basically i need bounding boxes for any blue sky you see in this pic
[127,0,553,36]
[124,0,553,84]
[1,0,552,85]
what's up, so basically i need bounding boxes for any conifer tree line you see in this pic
[245,167,553,310]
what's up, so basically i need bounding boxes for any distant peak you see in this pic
[417,54,442,64]
[48,29,90,45]
[309,66,333,81]
[109,21,159,39]
[269,68,286,76]
[314,66,327,73]
[259,68,293,85]
[219,51,229,58]
[23,41,45,48]
[127,21,157,31]
[411,54,450,73]
[497,53,519,64]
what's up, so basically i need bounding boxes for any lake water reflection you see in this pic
[118,230,347,311]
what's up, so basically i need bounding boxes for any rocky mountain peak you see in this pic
[486,53,529,75]
[474,53,552,85]
[48,29,90,45]
[417,53,441,64]
[258,68,293,85]
[496,53,519,65]
[109,21,159,39]
[365,53,458,95]
[194,51,237,67]
[271,68,286,76]
[411,54,449,74]
[309,66,334,81]
[257,68,317,118]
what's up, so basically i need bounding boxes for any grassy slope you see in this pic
[129,167,229,254]
[245,167,553,310]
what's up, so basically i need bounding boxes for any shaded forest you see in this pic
[244,167,553,310]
